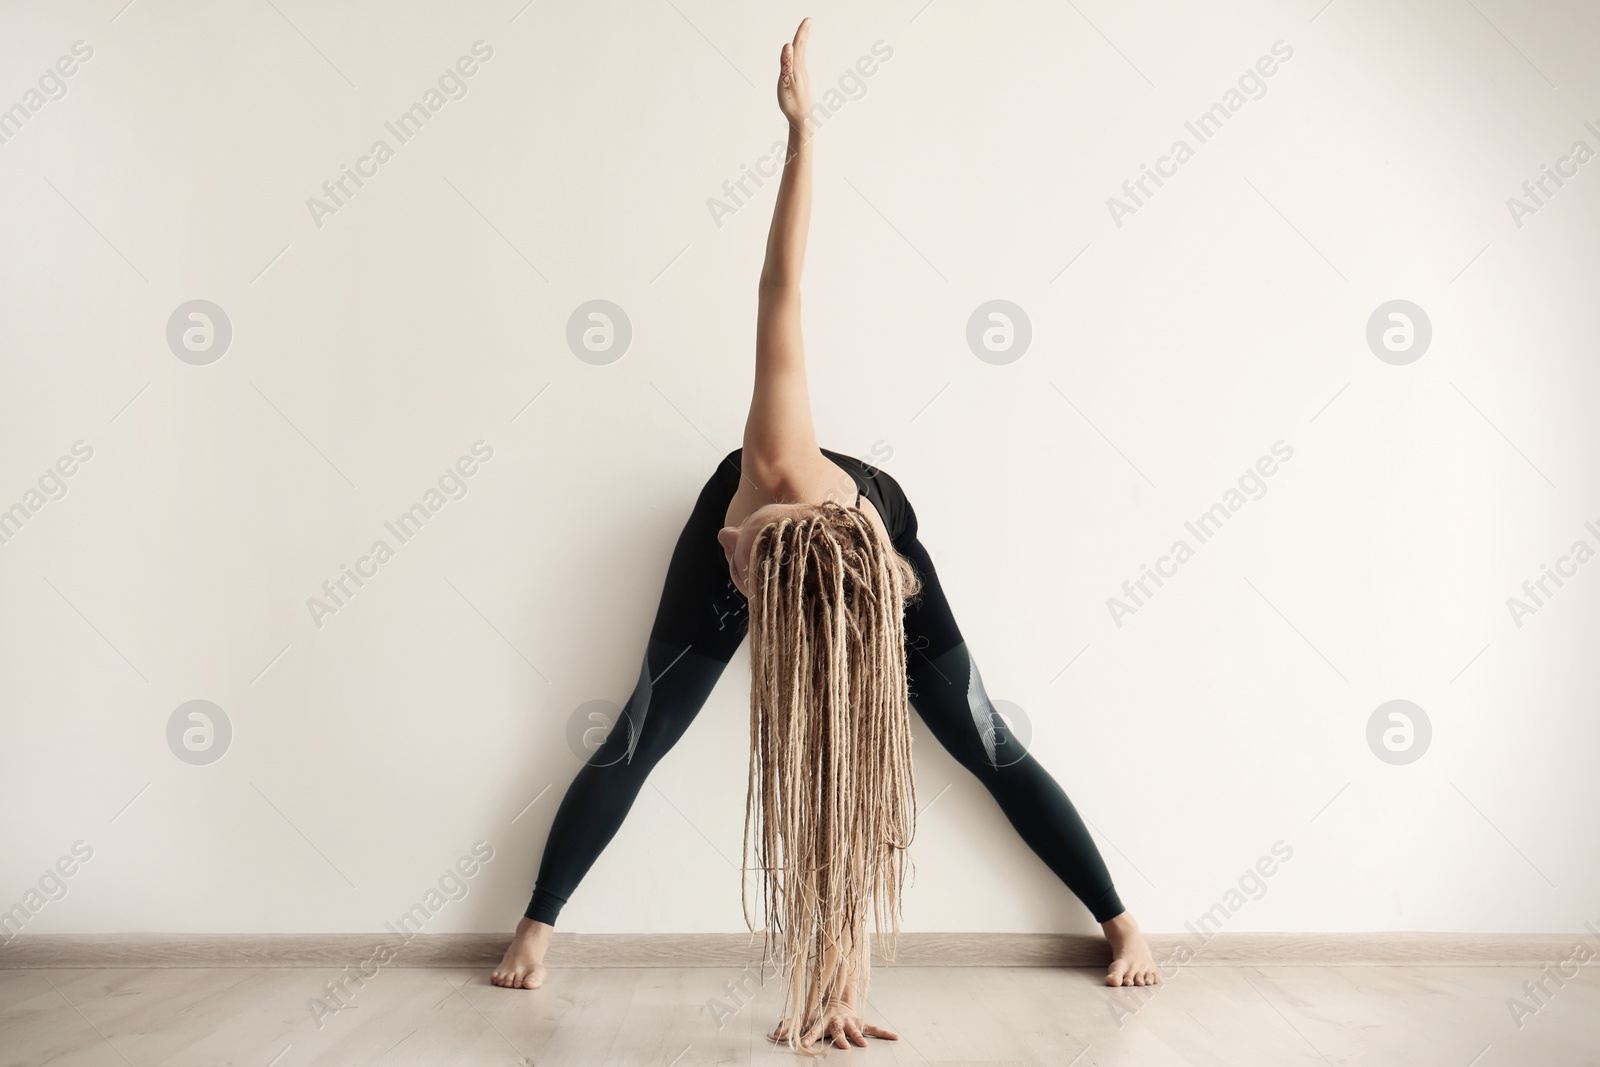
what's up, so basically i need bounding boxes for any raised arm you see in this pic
[741,19,818,492]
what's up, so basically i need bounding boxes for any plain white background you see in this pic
[1,0,1596,940]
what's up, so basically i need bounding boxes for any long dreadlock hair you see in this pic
[740,499,923,1053]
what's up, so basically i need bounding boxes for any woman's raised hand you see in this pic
[777,18,813,130]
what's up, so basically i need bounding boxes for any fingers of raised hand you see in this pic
[793,17,810,55]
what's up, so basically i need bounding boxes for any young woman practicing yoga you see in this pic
[492,18,1160,1051]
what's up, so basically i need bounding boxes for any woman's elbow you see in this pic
[758,273,800,299]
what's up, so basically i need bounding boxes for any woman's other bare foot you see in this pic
[1103,912,1161,987]
[491,917,552,989]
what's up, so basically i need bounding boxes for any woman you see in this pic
[492,18,1161,1051]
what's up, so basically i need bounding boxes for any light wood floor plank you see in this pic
[3,963,1596,1066]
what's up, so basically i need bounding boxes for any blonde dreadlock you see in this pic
[740,500,923,1053]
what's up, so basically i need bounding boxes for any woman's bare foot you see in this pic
[491,917,552,989]
[1102,911,1161,987]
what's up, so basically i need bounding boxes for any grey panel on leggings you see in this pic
[622,653,652,764]
[963,645,1001,769]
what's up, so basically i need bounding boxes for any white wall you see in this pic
[1,0,1596,941]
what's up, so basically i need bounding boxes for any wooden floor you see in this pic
[3,963,1596,1066]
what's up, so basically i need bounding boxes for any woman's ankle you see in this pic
[1101,910,1138,936]
[515,916,555,948]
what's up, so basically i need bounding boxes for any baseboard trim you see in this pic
[0,932,1574,969]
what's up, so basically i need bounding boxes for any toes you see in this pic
[1109,959,1165,987]
[490,966,543,990]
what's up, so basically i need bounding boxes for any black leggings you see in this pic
[525,458,1125,927]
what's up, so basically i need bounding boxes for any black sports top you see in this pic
[822,447,912,542]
